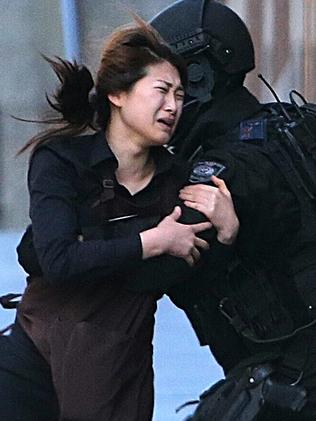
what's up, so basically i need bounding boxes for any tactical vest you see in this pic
[213,99,316,348]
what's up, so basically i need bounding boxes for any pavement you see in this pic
[0,231,223,421]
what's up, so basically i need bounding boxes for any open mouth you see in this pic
[157,118,175,129]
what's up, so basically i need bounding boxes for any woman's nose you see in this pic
[164,93,177,114]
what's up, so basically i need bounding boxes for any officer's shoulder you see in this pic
[237,101,300,145]
[203,143,274,180]
[203,142,267,162]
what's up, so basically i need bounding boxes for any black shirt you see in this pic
[27,131,187,285]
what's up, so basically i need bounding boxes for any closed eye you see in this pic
[156,86,168,93]
[176,93,185,101]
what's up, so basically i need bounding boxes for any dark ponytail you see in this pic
[45,56,95,126]
[17,56,101,154]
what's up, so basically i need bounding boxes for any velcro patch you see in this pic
[240,119,267,141]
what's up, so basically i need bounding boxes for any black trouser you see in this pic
[0,321,59,421]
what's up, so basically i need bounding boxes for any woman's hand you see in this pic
[140,206,211,266]
[179,176,239,245]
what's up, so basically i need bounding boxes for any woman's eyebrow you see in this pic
[156,79,184,91]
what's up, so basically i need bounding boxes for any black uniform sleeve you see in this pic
[126,237,235,293]
[27,148,142,285]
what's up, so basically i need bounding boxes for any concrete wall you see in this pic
[0,0,64,230]
[224,0,316,102]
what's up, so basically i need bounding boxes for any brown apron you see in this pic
[17,277,159,421]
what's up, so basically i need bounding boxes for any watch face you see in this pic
[189,161,226,184]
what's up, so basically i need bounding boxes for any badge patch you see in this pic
[189,161,226,184]
[240,118,267,141]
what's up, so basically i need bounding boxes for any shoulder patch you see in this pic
[189,161,226,184]
[240,118,267,142]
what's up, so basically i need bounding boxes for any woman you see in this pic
[1,19,239,421]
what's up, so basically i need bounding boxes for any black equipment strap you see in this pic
[0,293,21,310]
[264,103,316,202]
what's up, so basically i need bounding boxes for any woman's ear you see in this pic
[107,92,125,108]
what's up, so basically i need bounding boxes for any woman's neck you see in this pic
[106,127,155,195]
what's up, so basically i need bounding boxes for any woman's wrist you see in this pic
[139,227,165,259]
[216,217,239,245]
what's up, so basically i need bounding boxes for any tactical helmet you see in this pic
[151,0,255,102]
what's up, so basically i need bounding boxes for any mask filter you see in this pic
[186,54,215,103]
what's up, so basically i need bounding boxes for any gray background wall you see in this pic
[1,1,64,230]
[1,0,315,231]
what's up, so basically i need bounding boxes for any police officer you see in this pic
[148,0,316,419]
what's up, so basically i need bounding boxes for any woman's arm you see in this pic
[28,148,142,284]
[28,148,211,285]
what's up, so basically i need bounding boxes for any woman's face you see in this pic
[109,61,184,148]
